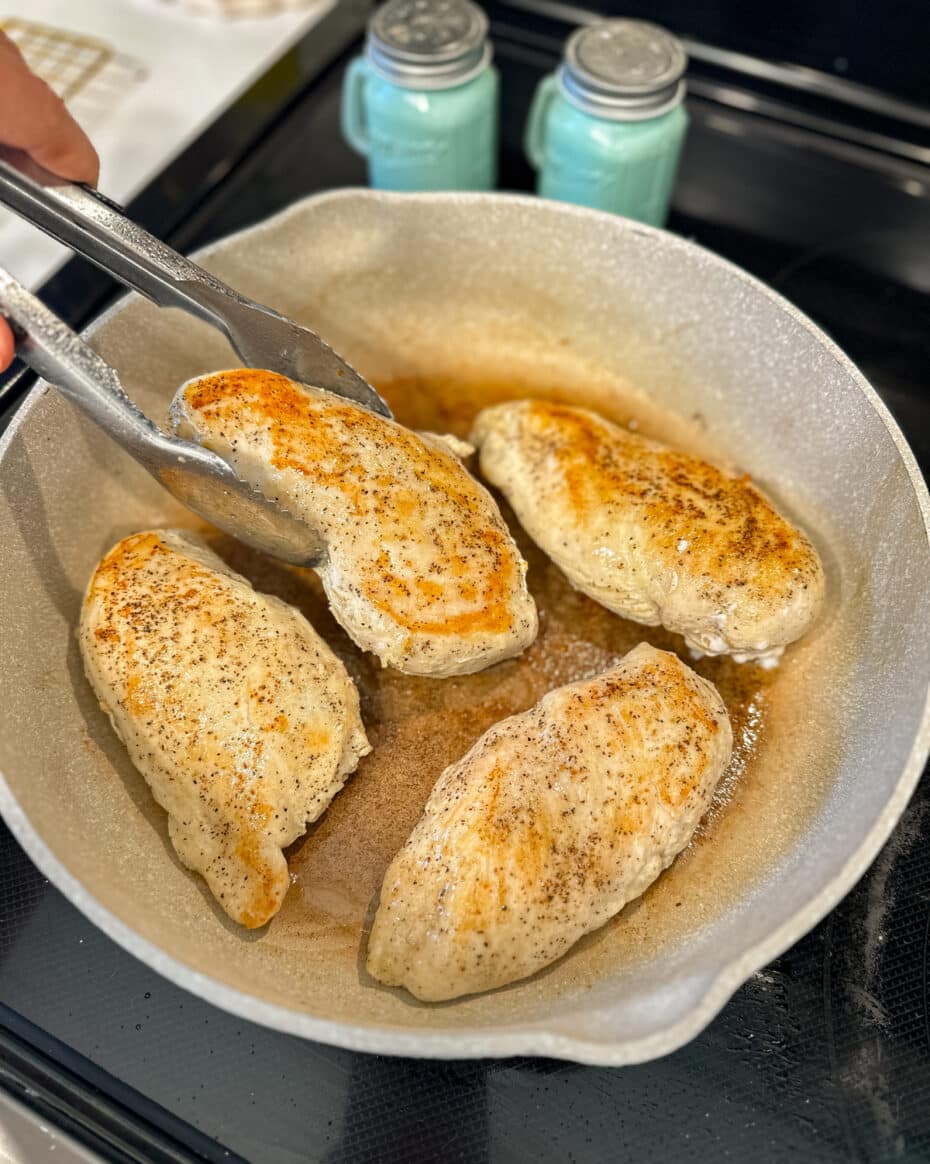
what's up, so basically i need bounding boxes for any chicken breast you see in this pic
[79,529,370,929]
[169,369,537,677]
[367,642,732,1001]
[471,400,825,664]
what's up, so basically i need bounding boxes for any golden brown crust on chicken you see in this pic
[471,400,825,662]
[366,643,732,1000]
[79,530,370,928]
[170,370,537,677]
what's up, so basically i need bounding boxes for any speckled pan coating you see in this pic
[0,191,928,1065]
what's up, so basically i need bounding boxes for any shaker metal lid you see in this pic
[367,0,492,90]
[560,20,687,120]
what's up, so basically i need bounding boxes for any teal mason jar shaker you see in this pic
[525,20,689,226]
[341,0,498,192]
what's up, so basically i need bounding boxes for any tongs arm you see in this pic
[0,146,233,326]
[0,267,325,566]
[0,265,173,462]
[0,147,391,417]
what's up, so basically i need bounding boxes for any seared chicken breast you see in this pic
[471,400,825,663]
[79,530,370,928]
[367,643,732,1001]
[170,370,537,677]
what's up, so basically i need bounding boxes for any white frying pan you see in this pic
[0,191,928,1065]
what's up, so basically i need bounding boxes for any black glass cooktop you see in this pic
[2,3,929,1161]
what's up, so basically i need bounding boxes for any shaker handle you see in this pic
[341,57,371,157]
[524,74,560,171]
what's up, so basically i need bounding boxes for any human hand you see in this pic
[0,32,99,371]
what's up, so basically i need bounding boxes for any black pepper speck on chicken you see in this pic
[170,369,538,676]
[79,530,370,928]
[471,400,825,665]
[366,643,732,1001]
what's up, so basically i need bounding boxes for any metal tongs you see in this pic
[0,148,393,566]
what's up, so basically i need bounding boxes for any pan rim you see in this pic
[1,188,928,1065]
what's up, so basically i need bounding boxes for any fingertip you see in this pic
[5,65,100,185]
[32,134,100,186]
[0,319,15,372]
[85,144,101,187]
